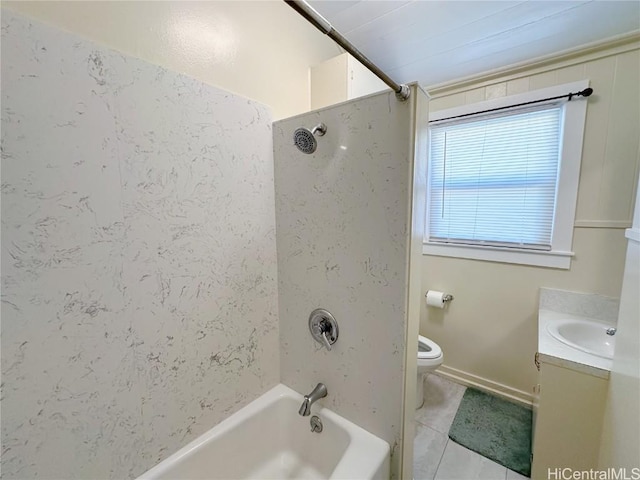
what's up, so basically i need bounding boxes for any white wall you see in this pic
[598,172,640,468]
[2,0,339,120]
[421,42,640,401]
[310,54,350,110]
[310,53,388,110]
[1,11,279,478]
[274,87,424,479]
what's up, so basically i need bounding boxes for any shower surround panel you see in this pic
[1,11,278,479]
[274,91,414,477]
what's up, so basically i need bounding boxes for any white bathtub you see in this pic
[138,384,390,480]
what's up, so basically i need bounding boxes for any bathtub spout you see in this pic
[298,383,327,416]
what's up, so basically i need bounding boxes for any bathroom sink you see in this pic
[546,319,615,359]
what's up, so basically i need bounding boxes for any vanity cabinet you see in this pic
[531,359,609,479]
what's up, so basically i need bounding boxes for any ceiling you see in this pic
[307,0,640,88]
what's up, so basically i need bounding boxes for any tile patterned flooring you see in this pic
[414,374,530,480]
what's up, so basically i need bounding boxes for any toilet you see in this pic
[416,335,444,409]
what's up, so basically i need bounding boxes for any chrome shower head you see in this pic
[293,123,327,154]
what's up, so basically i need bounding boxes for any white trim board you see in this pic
[434,364,534,407]
[574,220,632,229]
[422,242,574,269]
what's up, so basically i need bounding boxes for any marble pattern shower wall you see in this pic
[1,11,278,479]
[274,90,415,477]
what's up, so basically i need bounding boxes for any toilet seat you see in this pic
[418,335,442,360]
[416,335,444,409]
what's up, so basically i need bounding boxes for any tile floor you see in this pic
[414,374,530,480]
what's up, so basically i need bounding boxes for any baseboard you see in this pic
[435,365,534,407]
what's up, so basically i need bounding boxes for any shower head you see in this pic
[293,123,327,154]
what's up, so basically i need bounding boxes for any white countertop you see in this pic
[538,309,614,379]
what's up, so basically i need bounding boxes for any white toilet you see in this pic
[416,335,444,409]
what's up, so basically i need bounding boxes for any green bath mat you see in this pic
[448,388,532,477]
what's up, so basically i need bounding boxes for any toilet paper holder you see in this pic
[425,292,454,303]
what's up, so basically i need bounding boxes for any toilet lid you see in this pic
[418,335,442,359]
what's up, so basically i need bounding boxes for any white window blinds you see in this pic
[428,105,562,250]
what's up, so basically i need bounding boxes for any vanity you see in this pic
[531,288,618,479]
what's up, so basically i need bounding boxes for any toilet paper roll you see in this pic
[426,290,446,308]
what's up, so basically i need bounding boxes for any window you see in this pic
[423,81,589,269]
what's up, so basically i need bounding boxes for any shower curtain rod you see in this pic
[284,0,411,101]
[429,87,594,124]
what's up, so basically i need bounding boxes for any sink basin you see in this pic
[546,319,616,359]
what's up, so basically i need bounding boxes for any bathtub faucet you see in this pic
[298,383,328,416]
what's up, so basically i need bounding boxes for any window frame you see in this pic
[423,80,590,269]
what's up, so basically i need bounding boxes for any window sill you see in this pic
[422,242,574,269]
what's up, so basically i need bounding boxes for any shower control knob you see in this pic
[319,321,333,351]
[309,308,338,351]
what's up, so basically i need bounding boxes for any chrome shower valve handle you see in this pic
[308,308,339,351]
[319,321,333,351]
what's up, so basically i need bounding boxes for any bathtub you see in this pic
[138,384,390,480]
